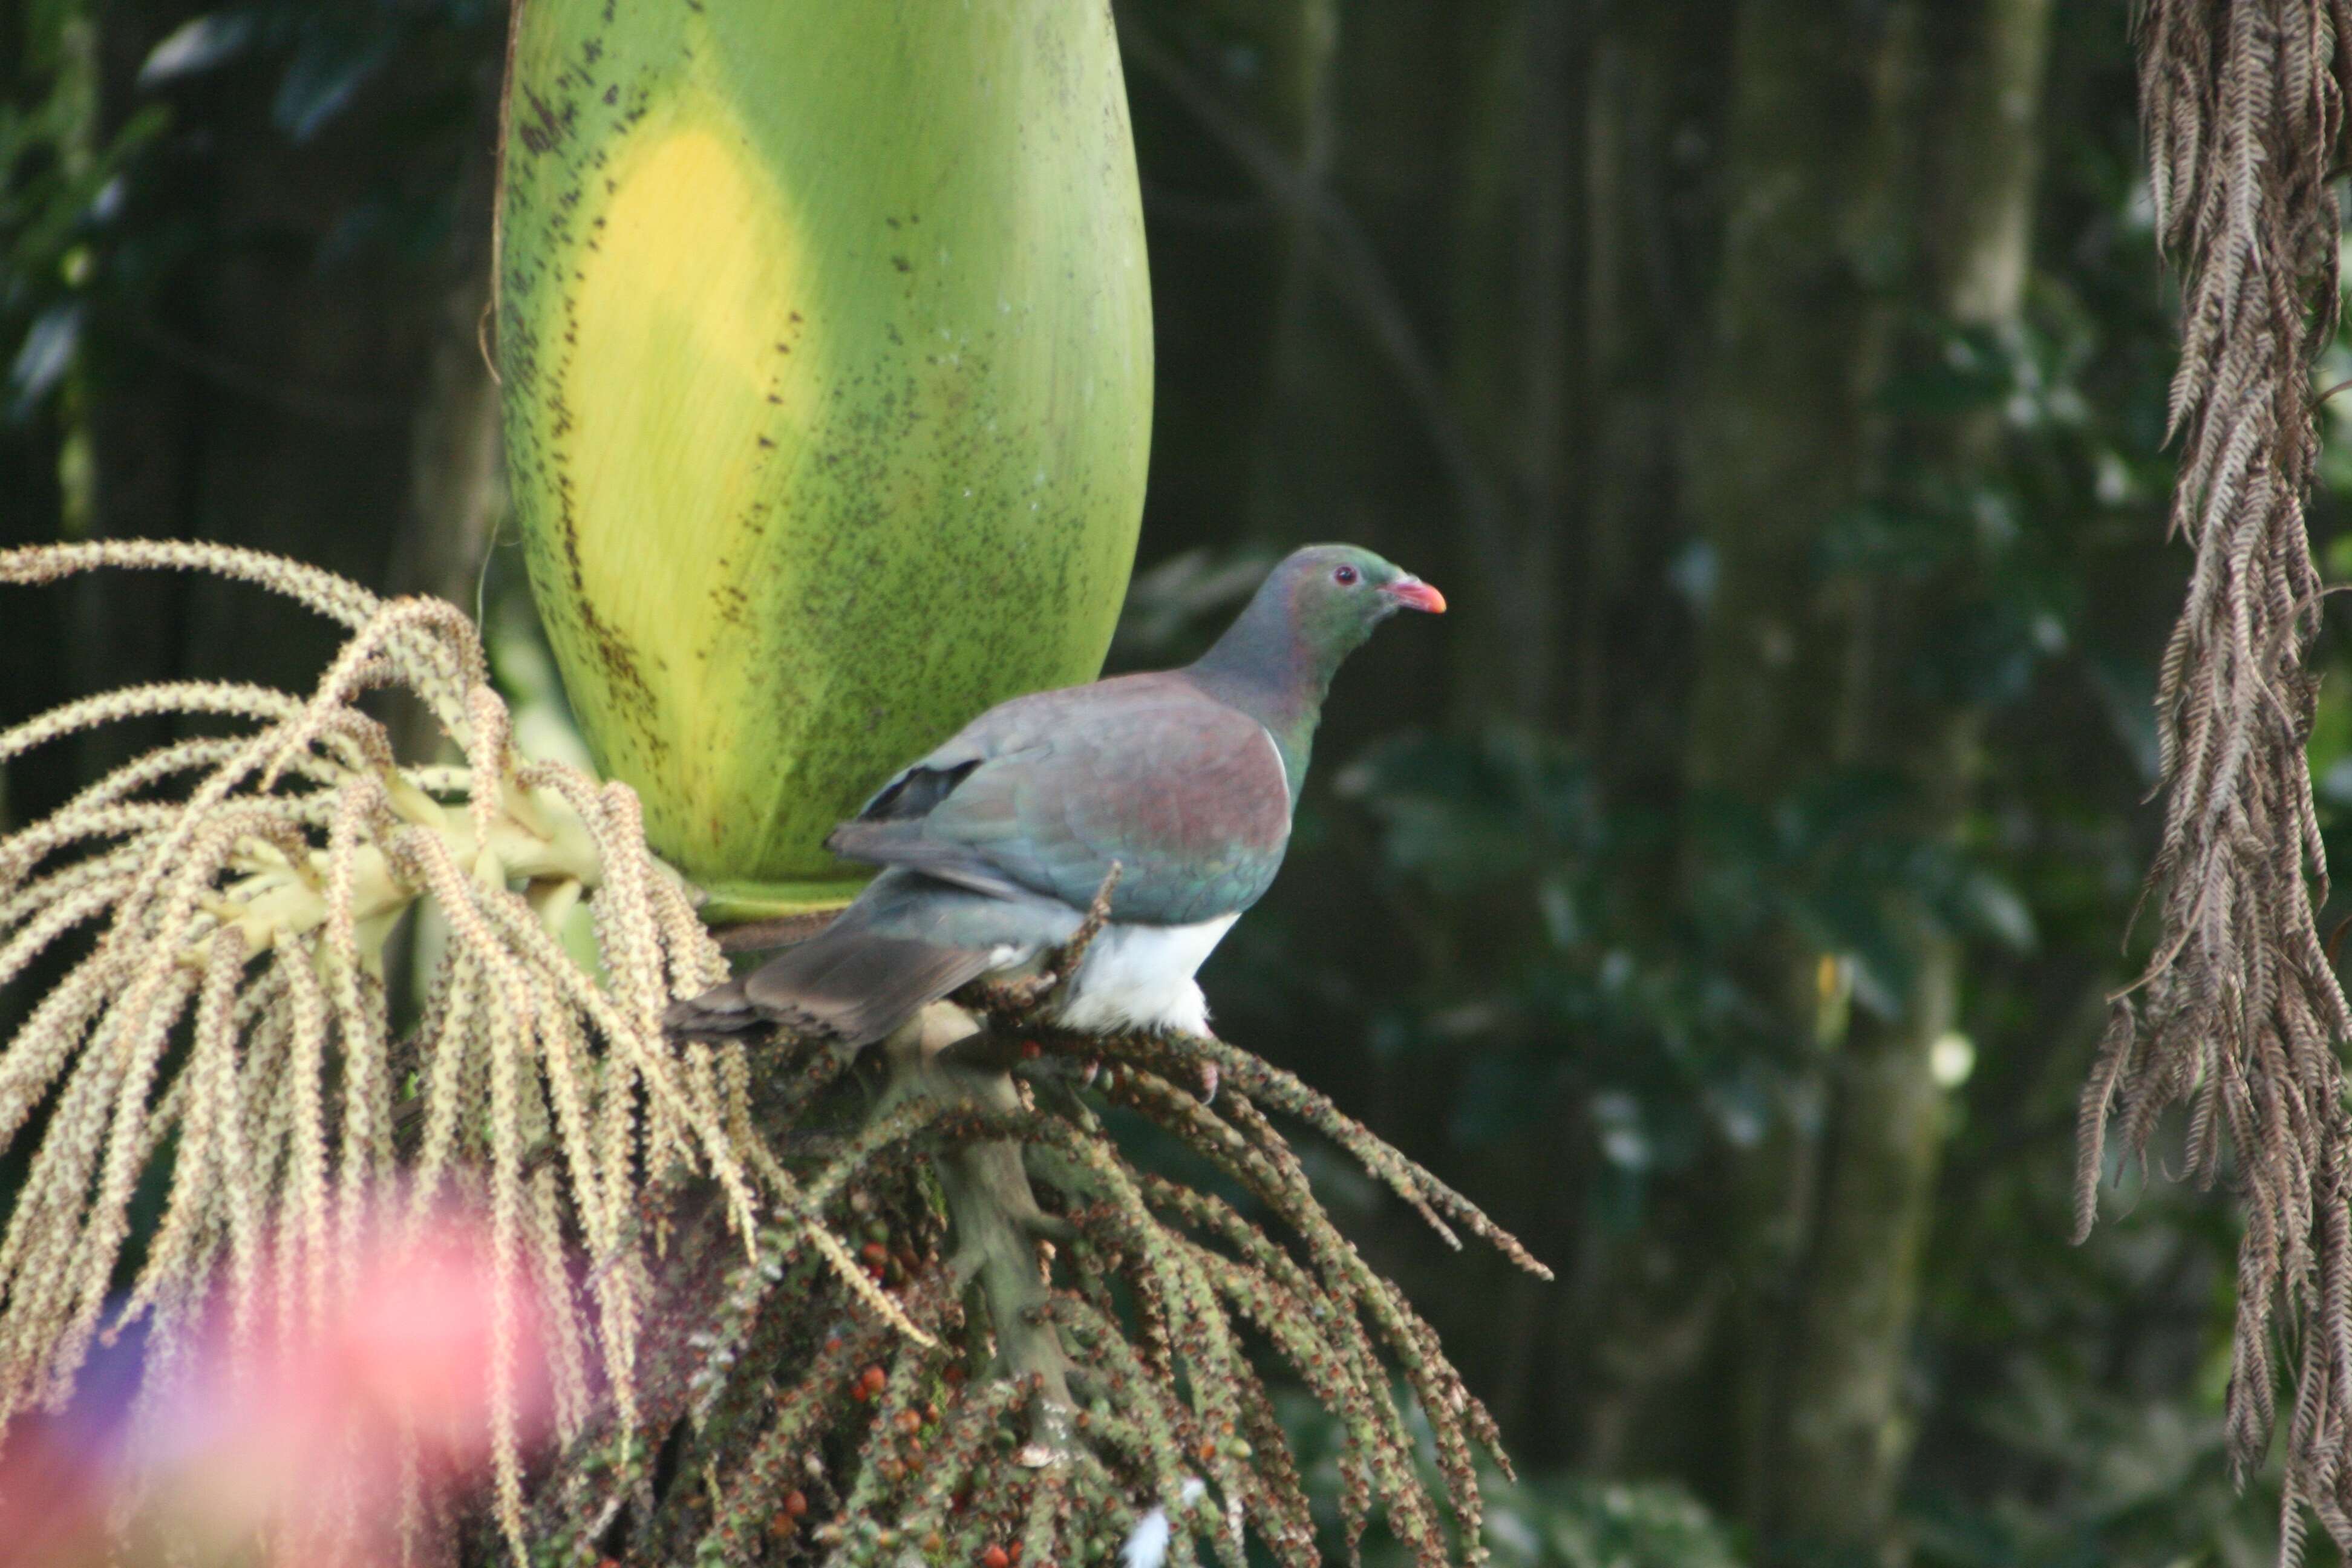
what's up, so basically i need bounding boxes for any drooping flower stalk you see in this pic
[0,540,903,1561]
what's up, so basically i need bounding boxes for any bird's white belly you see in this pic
[1044,913,1240,1036]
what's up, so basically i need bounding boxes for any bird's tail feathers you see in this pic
[662,975,763,1039]
[664,923,997,1047]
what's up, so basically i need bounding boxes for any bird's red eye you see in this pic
[1334,565,1359,586]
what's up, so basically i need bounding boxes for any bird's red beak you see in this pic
[1381,575,1446,614]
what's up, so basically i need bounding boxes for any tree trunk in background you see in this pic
[1437,0,1581,1443]
[1443,0,1574,727]
[1578,2,1718,766]
[1774,2,2051,1557]
[1685,5,1900,797]
[1121,0,1354,561]
[1449,0,1739,1465]
[1685,0,2053,1558]
[1684,5,1914,1539]
[1237,0,1342,545]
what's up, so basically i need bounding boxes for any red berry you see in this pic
[981,1548,1010,1568]
[784,1490,808,1518]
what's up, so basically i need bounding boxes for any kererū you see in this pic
[665,544,1443,1046]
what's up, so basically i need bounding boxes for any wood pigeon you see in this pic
[665,544,1445,1046]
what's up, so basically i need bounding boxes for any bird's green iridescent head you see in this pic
[1191,542,1445,711]
[1266,543,1447,662]
[1185,542,1445,799]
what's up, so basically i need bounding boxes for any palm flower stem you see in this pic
[876,1005,1082,1457]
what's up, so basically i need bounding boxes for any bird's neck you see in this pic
[1187,592,1333,802]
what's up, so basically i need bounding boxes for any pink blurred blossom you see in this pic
[1,1199,558,1567]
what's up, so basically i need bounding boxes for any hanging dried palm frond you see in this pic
[2076,0,2352,1552]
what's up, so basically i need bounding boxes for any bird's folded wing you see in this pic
[828,675,1291,924]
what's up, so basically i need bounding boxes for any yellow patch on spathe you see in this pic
[561,118,814,800]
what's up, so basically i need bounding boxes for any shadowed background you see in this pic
[5,1,2340,1563]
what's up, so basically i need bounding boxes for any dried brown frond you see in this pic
[2083,1,2352,1552]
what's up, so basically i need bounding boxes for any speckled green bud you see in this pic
[496,1,1152,917]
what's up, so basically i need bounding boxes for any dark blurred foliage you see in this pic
[4,0,2345,1563]
[0,0,503,817]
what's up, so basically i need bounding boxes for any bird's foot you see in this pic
[1053,861,1121,973]
[964,972,1061,1015]
[1022,863,1125,1013]
[960,862,1122,1024]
